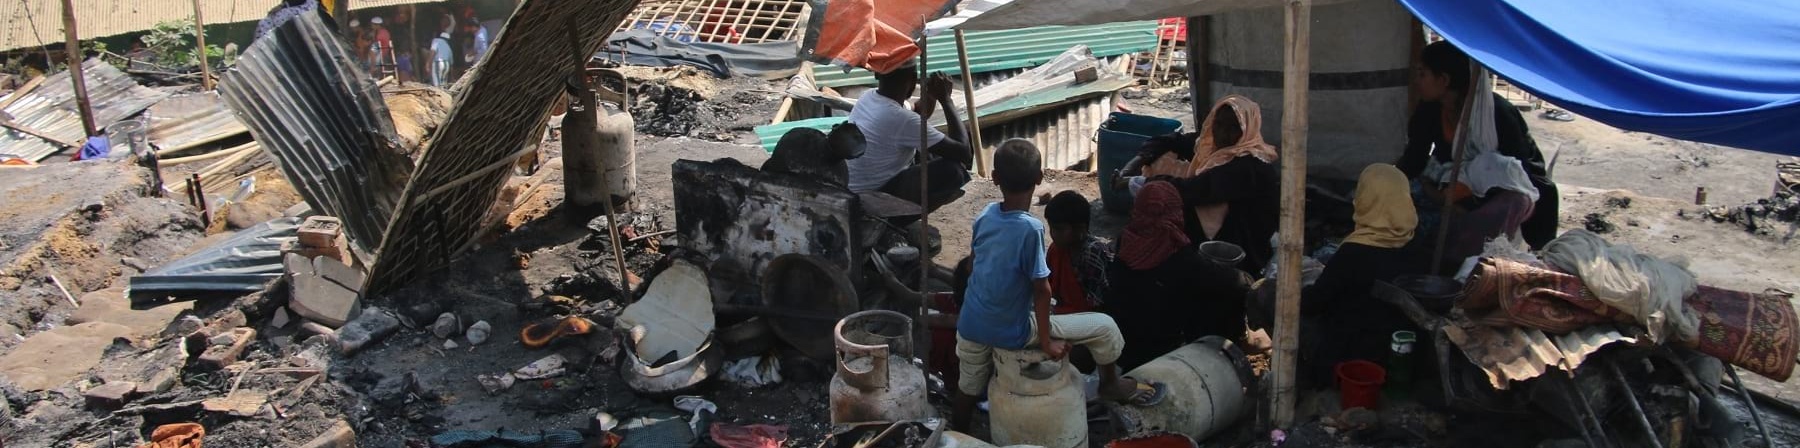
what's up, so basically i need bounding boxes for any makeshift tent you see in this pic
[941,0,1800,156]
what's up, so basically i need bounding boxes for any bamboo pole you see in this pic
[953,30,986,177]
[1270,0,1311,429]
[59,0,97,139]
[192,0,212,90]
[914,28,933,367]
[1429,64,1481,275]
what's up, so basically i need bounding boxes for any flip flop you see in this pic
[1541,109,1575,122]
[1121,377,1169,407]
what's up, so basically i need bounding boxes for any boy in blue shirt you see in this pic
[950,139,1165,432]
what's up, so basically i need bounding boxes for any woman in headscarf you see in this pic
[1102,181,1248,369]
[1172,95,1282,275]
[1296,164,1425,385]
[1435,152,1538,272]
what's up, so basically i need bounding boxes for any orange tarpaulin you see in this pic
[808,0,955,74]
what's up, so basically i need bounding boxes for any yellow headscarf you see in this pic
[1343,164,1417,249]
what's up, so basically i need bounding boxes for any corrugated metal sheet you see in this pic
[978,96,1110,171]
[218,12,408,261]
[760,54,1126,170]
[363,0,640,297]
[127,216,300,303]
[2,0,270,52]
[1444,320,1637,390]
[810,21,1158,88]
[0,59,168,162]
[1,0,444,52]
[145,92,248,152]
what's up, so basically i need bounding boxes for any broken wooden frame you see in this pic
[613,0,812,45]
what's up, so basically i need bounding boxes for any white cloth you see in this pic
[1541,230,1700,343]
[1463,152,1540,202]
[845,90,947,193]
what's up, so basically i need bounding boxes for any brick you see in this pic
[298,419,356,448]
[282,240,345,263]
[298,216,344,248]
[198,327,257,368]
[83,381,139,409]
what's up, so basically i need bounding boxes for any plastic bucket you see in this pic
[1097,113,1182,214]
[1335,360,1386,410]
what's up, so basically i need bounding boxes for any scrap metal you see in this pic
[0,59,168,162]
[1443,318,1637,389]
[363,0,640,296]
[218,12,409,261]
[127,217,302,303]
[808,21,1158,88]
[145,92,249,153]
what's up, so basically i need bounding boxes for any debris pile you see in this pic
[1703,190,1799,235]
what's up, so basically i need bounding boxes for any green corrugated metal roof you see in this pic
[812,21,1159,88]
[756,117,849,152]
[754,77,1131,153]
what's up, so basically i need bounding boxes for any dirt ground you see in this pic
[2,67,1798,448]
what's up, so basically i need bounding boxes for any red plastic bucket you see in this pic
[1335,360,1387,410]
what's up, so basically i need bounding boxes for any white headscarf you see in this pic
[1451,63,1538,202]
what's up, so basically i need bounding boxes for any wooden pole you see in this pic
[59,0,97,139]
[953,30,986,177]
[1186,16,1209,125]
[1270,0,1311,430]
[914,28,934,367]
[1428,65,1479,275]
[191,0,212,90]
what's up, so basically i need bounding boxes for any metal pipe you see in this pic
[1724,367,1774,447]
[1605,361,1665,448]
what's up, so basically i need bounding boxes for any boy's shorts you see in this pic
[955,312,1124,396]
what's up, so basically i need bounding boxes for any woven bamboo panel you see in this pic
[364,0,639,296]
[613,0,810,44]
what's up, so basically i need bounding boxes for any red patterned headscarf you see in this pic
[1119,181,1190,270]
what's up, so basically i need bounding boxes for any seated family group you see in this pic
[809,41,1558,431]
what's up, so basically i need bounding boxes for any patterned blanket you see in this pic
[1688,286,1799,381]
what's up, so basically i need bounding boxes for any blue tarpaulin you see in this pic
[1398,0,1800,155]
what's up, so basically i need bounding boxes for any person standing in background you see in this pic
[428,15,455,86]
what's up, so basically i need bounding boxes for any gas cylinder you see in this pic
[829,310,930,424]
[1112,336,1252,440]
[987,347,1087,448]
[564,69,637,214]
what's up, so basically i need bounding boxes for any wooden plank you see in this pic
[0,76,47,111]
[0,117,80,148]
[1270,0,1311,430]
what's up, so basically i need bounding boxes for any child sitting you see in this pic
[951,139,1164,432]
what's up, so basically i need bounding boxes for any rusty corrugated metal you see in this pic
[1444,320,1636,390]
[363,0,640,297]
[145,92,248,152]
[0,59,167,162]
[976,96,1111,171]
[2,0,270,53]
[218,12,408,261]
[1,0,446,53]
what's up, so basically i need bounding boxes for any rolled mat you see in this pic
[1687,286,1799,382]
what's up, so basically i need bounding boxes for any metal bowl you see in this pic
[1198,241,1246,267]
[1392,274,1464,313]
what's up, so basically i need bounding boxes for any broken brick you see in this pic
[198,327,257,368]
[297,216,344,248]
[84,381,139,409]
[289,256,363,328]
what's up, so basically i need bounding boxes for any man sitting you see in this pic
[846,65,974,212]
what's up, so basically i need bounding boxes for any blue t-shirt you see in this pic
[957,202,1051,349]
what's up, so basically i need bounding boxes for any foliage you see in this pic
[140,19,228,70]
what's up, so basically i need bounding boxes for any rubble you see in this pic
[467,320,493,345]
[515,354,570,380]
[431,312,463,339]
[82,381,139,409]
[1702,191,1799,235]
[197,327,256,368]
[286,253,365,328]
[336,307,400,354]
